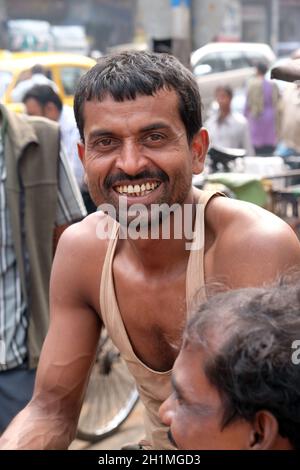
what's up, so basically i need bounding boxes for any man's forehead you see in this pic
[84,87,179,108]
[82,89,182,132]
[173,348,222,413]
[174,346,206,390]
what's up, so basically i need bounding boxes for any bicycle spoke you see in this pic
[77,331,139,442]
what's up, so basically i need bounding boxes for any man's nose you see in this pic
[115,141,148,176]
[159,395,174,426]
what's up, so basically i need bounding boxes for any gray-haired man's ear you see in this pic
[248,411,292,450]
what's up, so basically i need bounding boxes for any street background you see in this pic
[0,1,298,62]
[70,400,145,450]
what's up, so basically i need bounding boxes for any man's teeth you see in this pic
[115,182,160,196]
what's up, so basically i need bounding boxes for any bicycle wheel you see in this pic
[77,330,139,443]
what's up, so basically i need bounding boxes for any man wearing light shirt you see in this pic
[11,64,58,103]
[205,85,255,156]
[23,84,96,213]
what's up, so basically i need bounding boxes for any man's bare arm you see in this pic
[0,223,102,449]
[207,198,300,288]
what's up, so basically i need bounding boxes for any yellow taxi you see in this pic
[0,52,96,112]
[0,49,12,58]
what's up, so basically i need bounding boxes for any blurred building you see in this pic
[192,0,300,54]
[241,0,300,55]
[0,0,138,53]
[0,0,300,57]
[191,0,241,48]
[138,1,297,55]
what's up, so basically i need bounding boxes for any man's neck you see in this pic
[119,191,198,274]
[125,236,190,274]
[218,109,230,122]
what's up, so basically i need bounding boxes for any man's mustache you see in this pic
[104,170,168,189]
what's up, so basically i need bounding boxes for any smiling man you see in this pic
[0,51,300,450]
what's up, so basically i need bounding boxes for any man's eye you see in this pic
[144,133,165,143]
[150,134,162,140]
[98,138,114,146]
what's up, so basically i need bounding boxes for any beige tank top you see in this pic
[100,189,220,449]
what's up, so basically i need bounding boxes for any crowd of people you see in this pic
[0,49,299,452]
[205,59,300,161]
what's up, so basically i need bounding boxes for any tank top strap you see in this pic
[185,189,223,316]
[100,218,120,327]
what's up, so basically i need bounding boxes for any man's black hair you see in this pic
[215,85,233,99]
[31,64,47,75]
[256,62,268,75]
[74,50,203,144]
[23,84,62,112]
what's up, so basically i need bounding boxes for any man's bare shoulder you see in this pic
[206,196,293,236]
[57,211,112,259]
[205,196,300,287]
[53,212,113,286]
[51,212,115,313]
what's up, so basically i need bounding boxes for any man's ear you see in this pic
[248,411,279,450]
[77,141,85,165]
[191,127,209,175]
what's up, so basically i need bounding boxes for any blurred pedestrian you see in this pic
[271,56,300,161]
[275,82,300,159]
[244,62,281,156]
[11,64,58,103]
[205,85,254,155]
[0,104,86,433]
[23,85,96,213]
